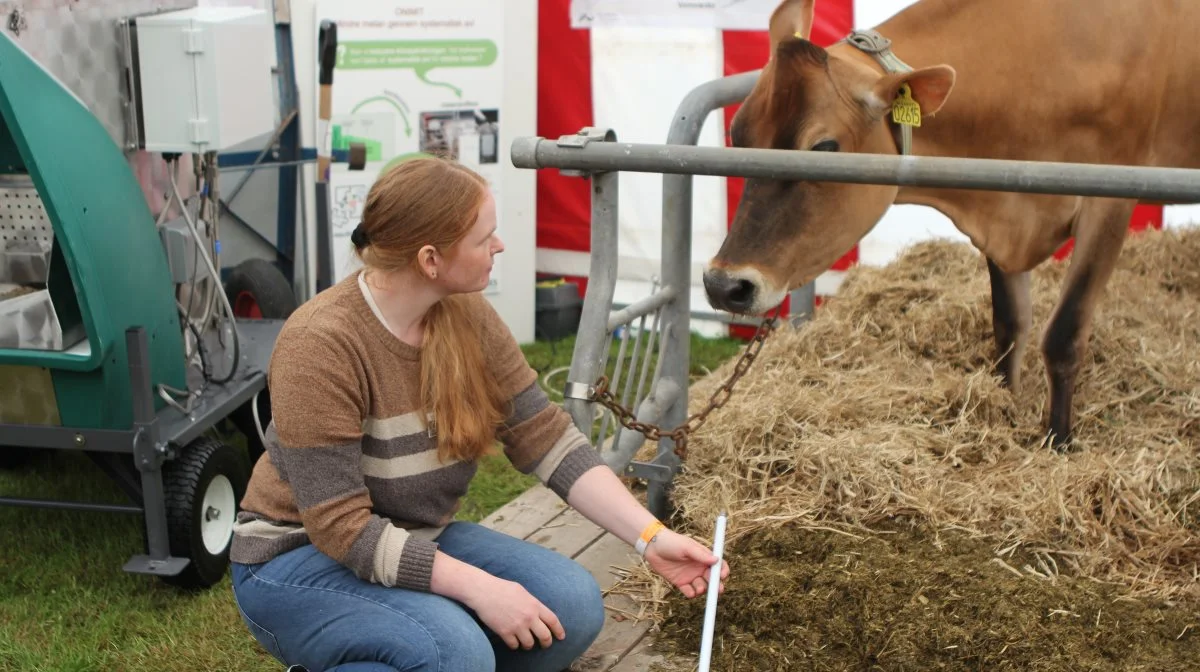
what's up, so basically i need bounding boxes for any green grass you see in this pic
[0,332,742,671]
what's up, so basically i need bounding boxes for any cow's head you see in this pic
[702,0,956,315]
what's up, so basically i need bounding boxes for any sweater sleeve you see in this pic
[473,296,606,499]
[266,324,439,591]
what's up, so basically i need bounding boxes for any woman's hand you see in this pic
[643,529,729,599]
[465,576,566,650]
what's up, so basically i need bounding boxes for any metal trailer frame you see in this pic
[511,70,1200,520]
[0,0,292,586]
[0,320,279,578]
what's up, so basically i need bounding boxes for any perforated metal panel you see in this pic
[2,0,198,147]
[0,185,52,248]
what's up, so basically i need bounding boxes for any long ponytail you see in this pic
[419,295,508,461]
[354,157,509,462]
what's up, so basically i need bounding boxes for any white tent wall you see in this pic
[588,25,732,338]
[1164,205,1200,230]
[545,2,948,336]
[538,21,829,337]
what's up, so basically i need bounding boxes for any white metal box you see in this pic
[133,7,276,153]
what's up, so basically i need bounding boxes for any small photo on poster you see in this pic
[418,109,500,166]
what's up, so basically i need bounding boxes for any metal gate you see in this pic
[514,70,1200,519]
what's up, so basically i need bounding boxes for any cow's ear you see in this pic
[866,65,957,120]
[768,0,815,56]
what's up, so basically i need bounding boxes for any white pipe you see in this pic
[698,511,727,672]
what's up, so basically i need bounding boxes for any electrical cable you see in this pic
[250,389,267,448]
[167,156,241,385]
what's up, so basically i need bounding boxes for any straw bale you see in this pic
[663,227,1200,600]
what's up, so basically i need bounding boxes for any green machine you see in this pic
[0,25,290,589]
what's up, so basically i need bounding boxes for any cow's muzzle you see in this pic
[703,267,759,315]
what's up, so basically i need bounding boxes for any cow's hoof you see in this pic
[1046,428,1077,454]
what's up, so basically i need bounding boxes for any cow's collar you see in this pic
[839,29,916,156]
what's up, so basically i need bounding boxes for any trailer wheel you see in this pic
[160,437,247,589]
[224,258,297,321]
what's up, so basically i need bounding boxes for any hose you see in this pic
[167,156,241,385]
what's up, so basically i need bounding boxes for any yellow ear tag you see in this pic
[891,83,922,128]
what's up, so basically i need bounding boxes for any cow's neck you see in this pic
[843,1,996,199]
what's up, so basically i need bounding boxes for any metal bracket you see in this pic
[563,381,596,401]
[556,127,617,177]
[624,459,674,483]
[131,428,172,472]
[556,126,615,148]
[117,18,144,153]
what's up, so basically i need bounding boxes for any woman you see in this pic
[228,156,729,672]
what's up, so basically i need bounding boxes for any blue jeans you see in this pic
[230,521,606,672]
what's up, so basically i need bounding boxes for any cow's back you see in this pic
[876,0,1200,169]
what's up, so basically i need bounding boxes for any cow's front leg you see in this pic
[1041,199,1134,451]
[986,258,1031,390]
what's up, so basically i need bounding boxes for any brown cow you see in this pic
[703,0,1197,449]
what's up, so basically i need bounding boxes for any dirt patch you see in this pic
[621,227,1200,670]
[655,523,1200,671]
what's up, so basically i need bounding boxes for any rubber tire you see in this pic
[223,258,298,321]
[159,437,248,590]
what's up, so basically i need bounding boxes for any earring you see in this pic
[432,272,437,279]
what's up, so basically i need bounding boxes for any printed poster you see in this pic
[570,0,777,29]
[315,1,504,294]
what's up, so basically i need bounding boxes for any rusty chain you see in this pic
[589,304,785,461]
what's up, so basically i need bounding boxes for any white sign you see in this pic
[315,0,505,294]
[570,0,778,29]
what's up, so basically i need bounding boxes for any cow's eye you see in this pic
[812,140,840,152]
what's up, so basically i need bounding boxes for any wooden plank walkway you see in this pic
[479,484,673,671]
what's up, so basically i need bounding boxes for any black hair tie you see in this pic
[350,222,370,249]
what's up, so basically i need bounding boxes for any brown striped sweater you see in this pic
[229,271,605,591]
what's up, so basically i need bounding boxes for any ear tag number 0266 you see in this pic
[892,83,922,128]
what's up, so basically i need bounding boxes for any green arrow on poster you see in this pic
[336,39,499,99]
[351,95,412,137]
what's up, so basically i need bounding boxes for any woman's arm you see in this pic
[471,295,728,598]
[564,464,658,546]
[566,464,729,599]
[431,549,566,650]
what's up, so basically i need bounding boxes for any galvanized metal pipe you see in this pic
[607,287,677,332]
[511,138,1200,203]
[601,377,682,473]
[564,158,621,437]
[611,302,767,327]
[646,70,763,518]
